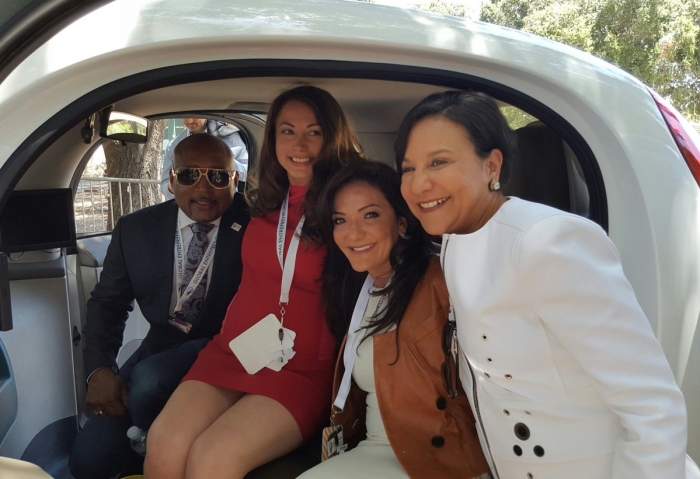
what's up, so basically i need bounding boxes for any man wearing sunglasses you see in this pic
[71,134,250,479]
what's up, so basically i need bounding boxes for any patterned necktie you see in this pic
[178,222,215,323]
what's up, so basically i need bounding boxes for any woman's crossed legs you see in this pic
[144,380,303,479]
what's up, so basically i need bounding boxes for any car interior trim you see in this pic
[0,59,608,231]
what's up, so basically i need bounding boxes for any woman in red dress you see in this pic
[145,86,365,479]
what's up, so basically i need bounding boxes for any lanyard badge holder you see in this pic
[274,192,303,366]
[322,274,387,461]
[440,236,458,361]
[168,221,218,334]
[440,235,461,401]
[229,191,302,374]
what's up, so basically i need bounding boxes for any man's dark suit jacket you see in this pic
[82,193,249,379]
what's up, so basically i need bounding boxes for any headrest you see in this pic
[501,121,570,212]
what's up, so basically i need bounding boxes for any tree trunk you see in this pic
[104,119,166,229]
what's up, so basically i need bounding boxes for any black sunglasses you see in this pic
[173,167,235,189]
[441,320,459,399]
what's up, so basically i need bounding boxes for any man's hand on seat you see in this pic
[86,368,129,418]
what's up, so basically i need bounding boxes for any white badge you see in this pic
[229,314,296,375]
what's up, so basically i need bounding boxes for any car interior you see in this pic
[0,73,599,478]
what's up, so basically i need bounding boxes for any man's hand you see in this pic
[86,368,129,418]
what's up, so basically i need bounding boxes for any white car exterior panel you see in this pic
[0,0,669,155]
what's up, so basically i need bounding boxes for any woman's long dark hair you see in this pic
[318,161,433,342]
[246,85,365,245]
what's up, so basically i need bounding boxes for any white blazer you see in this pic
[443,197,692,479]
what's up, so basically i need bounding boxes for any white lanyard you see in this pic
[440,235,456,322]
[174,220,218,313]
[440,235,458,355]
[333,274,376,410]
[277,190,305,307]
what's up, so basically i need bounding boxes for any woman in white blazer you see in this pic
[395,90,694,479]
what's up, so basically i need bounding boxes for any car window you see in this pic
[75,143,162,236]
[500,106,539,130]
[75,146,109,235]
[75,117,175,236]
[74,116,255,236]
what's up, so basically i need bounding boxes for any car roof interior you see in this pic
[119,77,448,174]
[17,75,591,222]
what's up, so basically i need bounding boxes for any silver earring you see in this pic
[489,180,501,191]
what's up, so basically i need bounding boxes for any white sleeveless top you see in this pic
[352,293,390,445]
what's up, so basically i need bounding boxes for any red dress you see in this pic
[184,185,337,440]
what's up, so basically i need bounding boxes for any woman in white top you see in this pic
[300,160,491,478]
[396,90,692,479]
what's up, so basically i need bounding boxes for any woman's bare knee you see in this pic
[145,412,193,478]
[185,434,249,479]
[184,396,303,479]
[145,382,243,478]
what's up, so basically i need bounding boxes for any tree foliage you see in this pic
[412,0,469,17]
[477,0,700,122]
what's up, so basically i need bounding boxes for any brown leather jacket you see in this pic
[329,257,490,478]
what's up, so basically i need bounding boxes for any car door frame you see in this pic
[0,0,113,85]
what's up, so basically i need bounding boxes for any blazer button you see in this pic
[436,397,447,410]
[431,436,445,448]
[514,423,530,440]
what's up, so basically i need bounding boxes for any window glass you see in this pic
[75,144,163,236]
[74,115,257,235]
[500,106,538,130]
